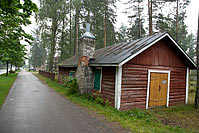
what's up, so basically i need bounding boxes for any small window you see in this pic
[93,69,102,91]
[69,70,75,78]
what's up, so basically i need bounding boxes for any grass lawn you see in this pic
[33,72,198,133]
[189,81,196,104]
[149,80,199,132]
[151,104,199,132]
[149,80,198,132]
[0,73,18,107]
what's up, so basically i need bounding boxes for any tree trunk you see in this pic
[70,0,72,54]
[10,64,12,72]
[6,61,8,76]
[74,8,79,55]
[104,0,107,48]
[194,12,199,109]
[148,0,152,36]
[138,1,141,38]
[48,20,57,72]
[176,0,179,42]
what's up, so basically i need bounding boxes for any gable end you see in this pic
[119,33,196,69]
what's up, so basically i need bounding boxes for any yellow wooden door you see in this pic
[149,73,160,107]
[149,72,168,107]
[159,73,168,106]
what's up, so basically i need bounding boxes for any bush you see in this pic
[61,75,68,84]
[91,92,111,106]
[95,96,104,105]
[63,78,111,107]
[64,77,78,95]
[105,100,111,106]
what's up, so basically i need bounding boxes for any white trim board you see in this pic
[185,67,189,104]
[119,33,196,68]
[114,67,118,108]
[146,70,171,109]
[100,67,102,93]
[89,64,118,67]
[114,66,122,110]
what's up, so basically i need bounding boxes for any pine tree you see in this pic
[124,0,145,39]
[37,0,69,72]
[128,18,146,40]
[148,0,152,35]
[30,30,47,69]
[117,24,128,42]
[187,33,196,60]
[154,0,192,53]
[36,0,117,67]
[147,0,168,35]
[82,0,117,49]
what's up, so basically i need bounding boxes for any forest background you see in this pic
[25,0,199,72]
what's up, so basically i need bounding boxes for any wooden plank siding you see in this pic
[101,67,116,107]
[58,67,76,84]
[120,39,187,110]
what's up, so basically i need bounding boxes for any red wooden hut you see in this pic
[58,32,196,110]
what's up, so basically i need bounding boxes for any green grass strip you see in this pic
[34,73,192,133]
[0,73,18,107]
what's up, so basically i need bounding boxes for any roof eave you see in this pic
[89,63,118,67]
[58,65,77,68]
[189,64,197,70]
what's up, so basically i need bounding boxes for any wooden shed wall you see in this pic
[101,67,116,107]
[120,39,187,110]
[58,67,76,84]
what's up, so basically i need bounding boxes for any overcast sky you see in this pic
[185,0,199,34]
[24,0,199,36]
[115,0,199,34]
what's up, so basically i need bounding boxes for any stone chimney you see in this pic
[76,23,96,94]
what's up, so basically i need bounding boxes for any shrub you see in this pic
[62,75,68,84]
[91,92,110,106]
[105,99,111,106]
[95,96,104,105]
[64,77,78,95]
[63,78,111,107]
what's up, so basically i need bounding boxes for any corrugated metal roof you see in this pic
[90,32,166,65]
[58,32,197,69]
[57,56,78,67]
